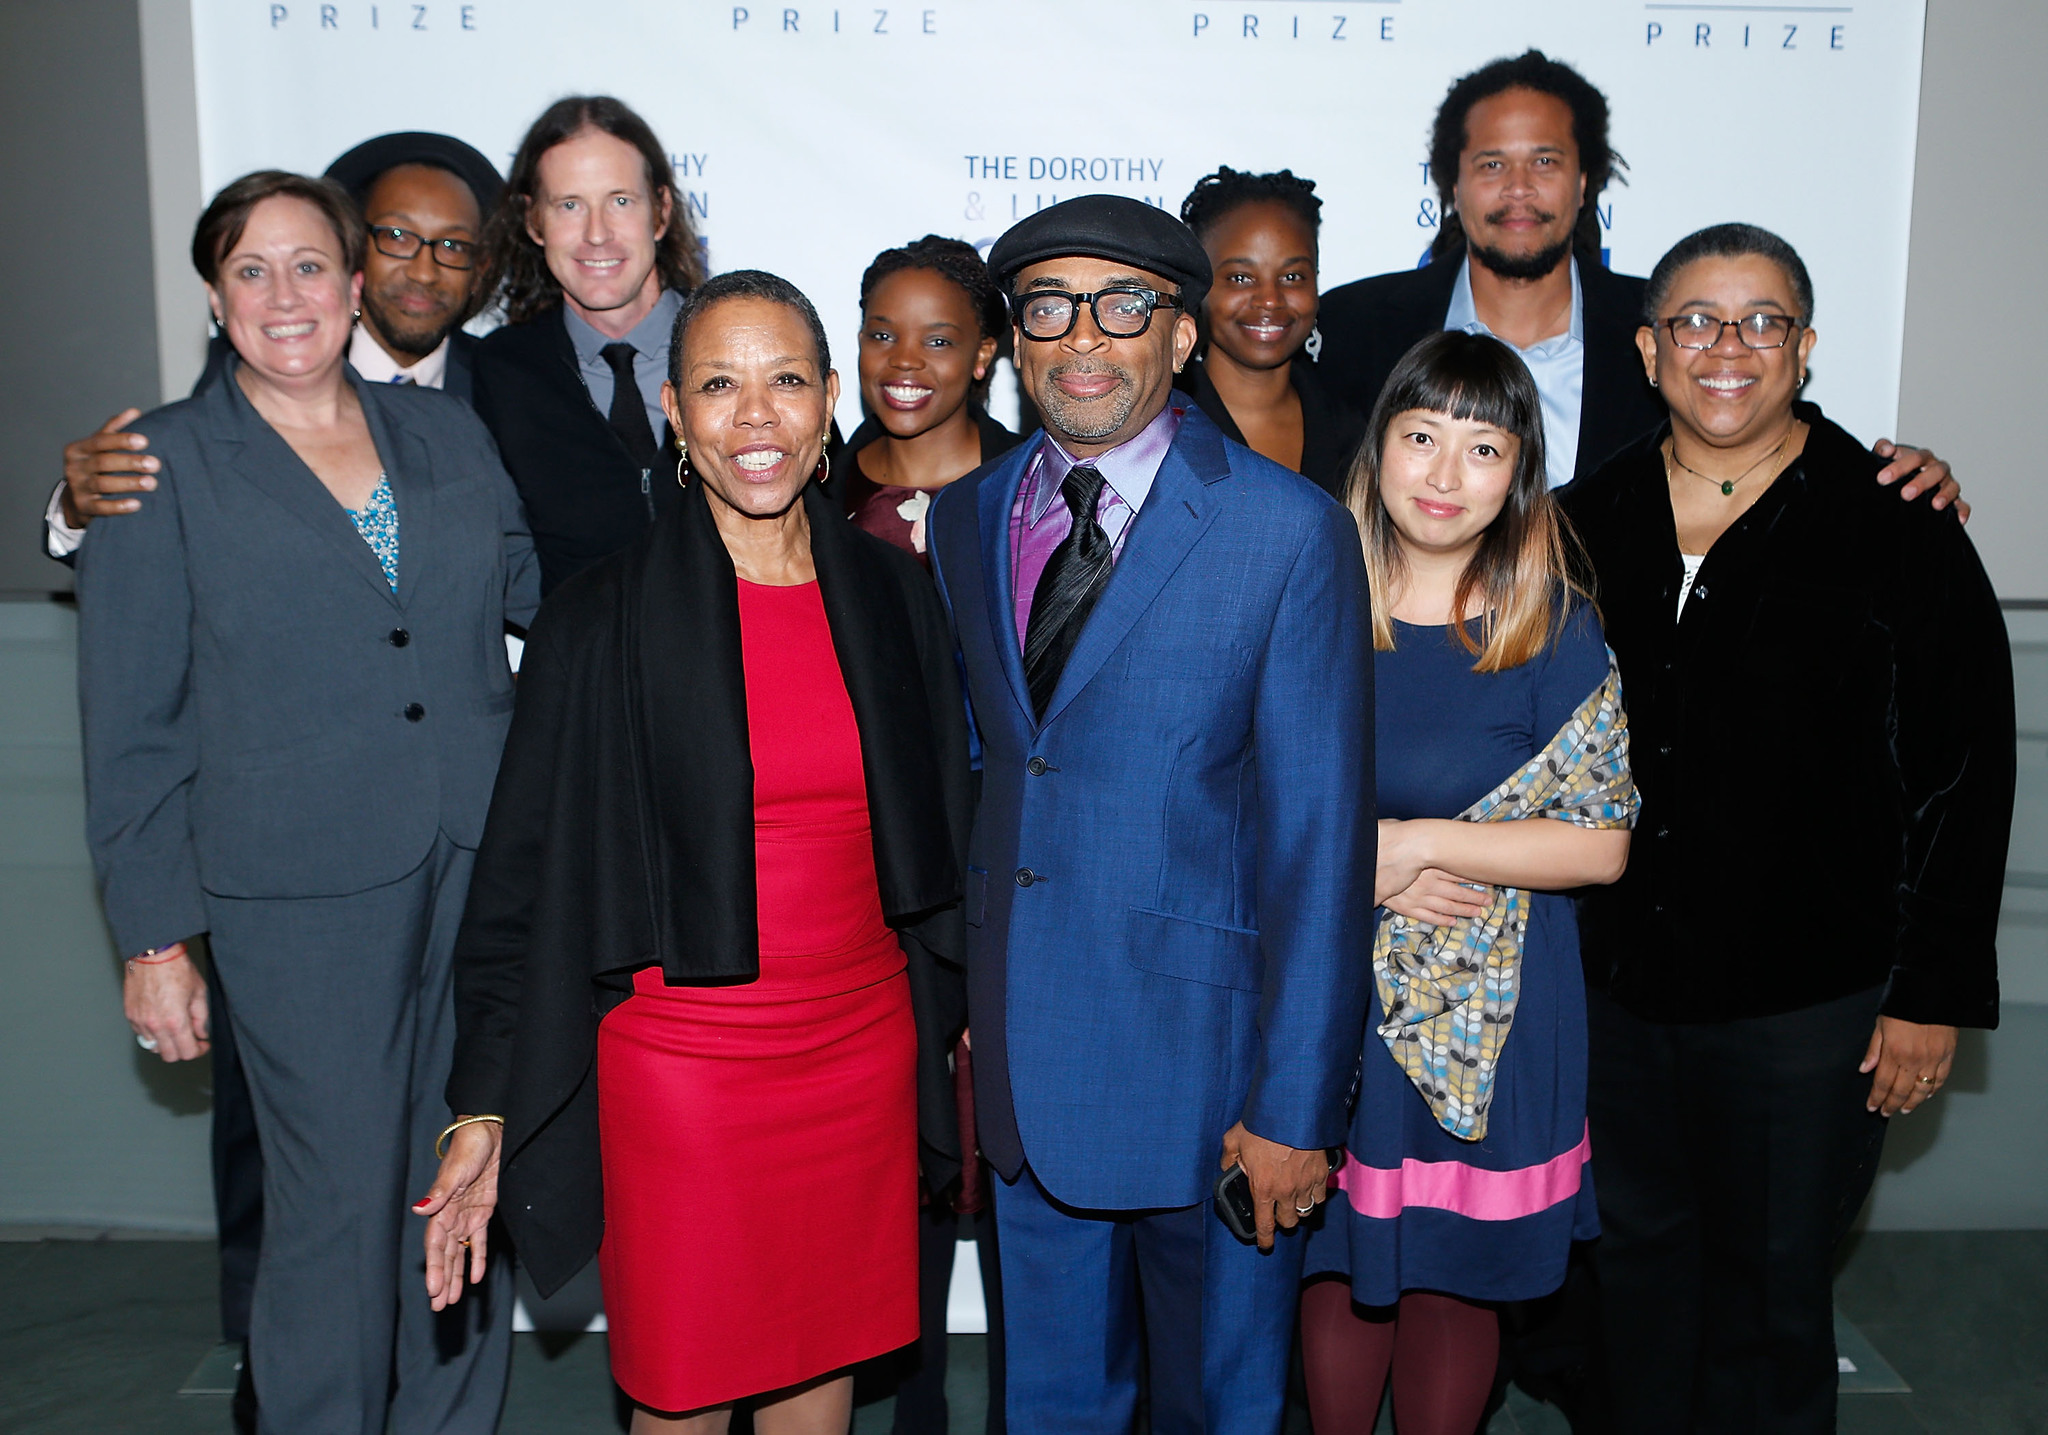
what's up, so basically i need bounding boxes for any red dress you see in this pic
[596,578,919,1413]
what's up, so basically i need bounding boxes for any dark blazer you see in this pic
[1175,353,1368,499]
[447,479,971,1296]
[1558,403,2013,1028]
[1316,249,1663,483]
[75,360,540,956]
[44,331,481,570]
[471,306,680,596]
[926,405,1376,1210]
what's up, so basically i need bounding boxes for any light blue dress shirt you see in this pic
[563,286,682,442]
[1444,257,1585,490]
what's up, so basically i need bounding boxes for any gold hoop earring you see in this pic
[815,448,831,487]
[674,438,690,488]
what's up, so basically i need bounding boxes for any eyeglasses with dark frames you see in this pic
[369,225,477,271]
[1014,287,1184,342]
[1658,312,1802,350]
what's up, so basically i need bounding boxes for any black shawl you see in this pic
[448,479,971,1296]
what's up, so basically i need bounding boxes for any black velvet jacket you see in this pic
[1175,353,1368,500]
[448,480,971,1295]
[1557,404,2013,1027]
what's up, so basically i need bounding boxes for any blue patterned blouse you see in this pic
[345,473,400,590]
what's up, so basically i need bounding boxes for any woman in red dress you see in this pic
[416,270,972,1433]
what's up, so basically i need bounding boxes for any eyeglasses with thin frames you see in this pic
[369,225,477,271]
[1014,287,1183,342]
[1658,312,1802,350]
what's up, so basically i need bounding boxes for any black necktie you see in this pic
[1024,463,1115,718]
[600,342,658,472]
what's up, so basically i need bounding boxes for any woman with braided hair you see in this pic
[839,234,1015,1435]
[1176,166,1367,495]
[842,235,1022,565]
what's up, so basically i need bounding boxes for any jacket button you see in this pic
[388,628,410,647]
[1026,757,1048,776]
[1014,867,1036,888]
[403,703,425,722]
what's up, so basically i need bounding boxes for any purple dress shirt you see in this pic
[1010,403,1184,651]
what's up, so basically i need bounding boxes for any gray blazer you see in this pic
[77,361,541,956]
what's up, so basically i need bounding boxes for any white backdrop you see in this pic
[189,0,1928,444]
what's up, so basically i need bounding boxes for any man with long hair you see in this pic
[1316,50,1959,500]
[470,94,707,593]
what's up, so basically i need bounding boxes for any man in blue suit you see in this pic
[926,195,1376,1433]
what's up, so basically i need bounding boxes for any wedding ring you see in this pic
[1294,1202,1318,1215]
[135,1033,159,1052]
[1916,1075,1936,1084]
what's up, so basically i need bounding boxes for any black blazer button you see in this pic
[1026,757,1049,776]
[388,628,411,647]
[403,703,425,722]
[1014,867,1036,887]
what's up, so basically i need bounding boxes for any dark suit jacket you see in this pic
[1316,249,1663,482]
[471,306,681,596]
[448,479,970,1295]
[926,406,1376,1210]
[75,359,539,956]
[1175,354,1368,499]
[45,331,481,570]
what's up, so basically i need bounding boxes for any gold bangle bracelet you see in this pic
[436,1114,504,1159]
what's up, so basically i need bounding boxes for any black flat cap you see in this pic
[324,132,503,219]
[988,194,1211,310]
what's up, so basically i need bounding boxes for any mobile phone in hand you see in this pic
[1213,1149,1343,1243]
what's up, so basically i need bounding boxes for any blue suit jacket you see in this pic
[927,405,1375,1211]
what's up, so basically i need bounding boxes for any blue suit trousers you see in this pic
[993,1165,1304,1434]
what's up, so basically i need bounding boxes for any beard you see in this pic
[1034,360,1139,442]
[363,279,462,359]
[1467,205,1575,281]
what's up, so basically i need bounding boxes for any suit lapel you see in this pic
[363,381,435,610]
[1036,413,1226,730]
[213,363,400,607]
[977,441,1038,725]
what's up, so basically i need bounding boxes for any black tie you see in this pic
[600,342,658,472]
[1024,463,1115,718]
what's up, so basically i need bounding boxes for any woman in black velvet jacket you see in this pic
[1556,224,2014,1434]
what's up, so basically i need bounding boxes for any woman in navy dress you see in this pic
[1301,331,1636,1435]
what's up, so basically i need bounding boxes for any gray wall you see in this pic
[1896,0,2048,602]
[0,0,160,597]
[0,0,2041,1234]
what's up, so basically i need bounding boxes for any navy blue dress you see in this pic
[1306,605,1608,1305]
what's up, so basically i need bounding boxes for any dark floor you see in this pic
[1,1230,2043,1433]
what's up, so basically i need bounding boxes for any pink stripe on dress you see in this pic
[1335,1125,1592,1222]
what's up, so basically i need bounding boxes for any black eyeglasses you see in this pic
[369,225,477,271]
[1014,287,1183,341]
[1658,312,1802,350]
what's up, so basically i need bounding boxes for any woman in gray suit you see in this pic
[75,170,538,1435]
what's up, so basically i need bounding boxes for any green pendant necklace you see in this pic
[1667,429,1792,497]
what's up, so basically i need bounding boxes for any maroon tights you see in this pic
[1299,1278,1500,1435]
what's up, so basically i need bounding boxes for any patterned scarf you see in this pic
[1374,651,1639,1141]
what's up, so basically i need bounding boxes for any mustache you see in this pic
[1482,205,1560,228]
[1044,360,1133,387]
